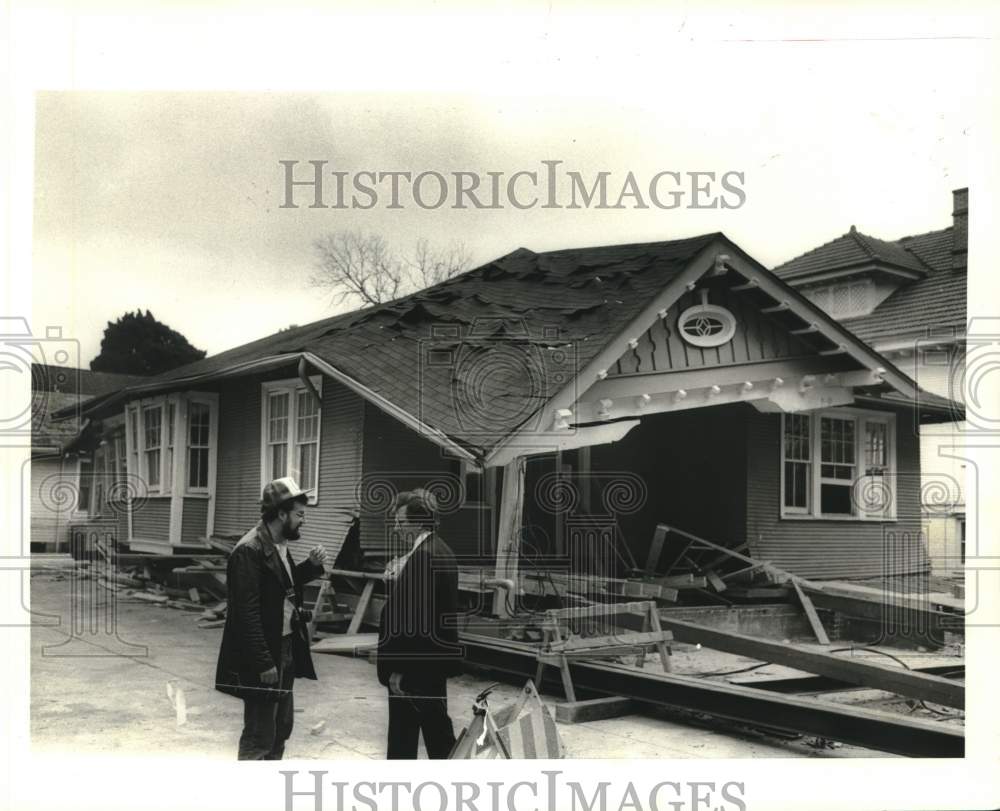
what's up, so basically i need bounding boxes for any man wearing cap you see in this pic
[215,477,328,760]
[377,488,463,759]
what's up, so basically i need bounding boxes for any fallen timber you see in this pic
[801,582,963,638]
[730,664,964,695]
[661,618,964,709]
[457,631,964,758]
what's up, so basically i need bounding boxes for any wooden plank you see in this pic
[554,696,635,724]
[660,617,964,709]
[545,601,655,621]
[706,571,728,593]
[311,633,379,655]
[492,458,526,617]
[549,630,672,653]
[328,568,388,581]
[801,584,960,636]
[347,580,375,635]
[460,631,964,757]
[644,524,668,575]
[793,579,830,645]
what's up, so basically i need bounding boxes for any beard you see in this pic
[281,518,301,541]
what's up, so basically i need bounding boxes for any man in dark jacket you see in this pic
[215,477,327,760]
[377,488,463,759]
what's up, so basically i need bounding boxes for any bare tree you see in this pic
[310,230,471,307]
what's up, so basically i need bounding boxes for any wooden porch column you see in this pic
[492,456,527,617]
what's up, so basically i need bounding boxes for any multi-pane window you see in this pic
[266,392,290,480]
[114,433,127,494]
[261,379,322,502]
[128,409,140,486]
[124,395,217,500]
[143,406,162,488]
[188,402,211,490]
[163,402,176,494]
[820,416,855,515]
[783,413,811,512]
[295,390,320,491]
[782,409,895,519]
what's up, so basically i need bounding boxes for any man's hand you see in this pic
[260,666,279,685]
[308,545,328,568]
[388,672,406,696]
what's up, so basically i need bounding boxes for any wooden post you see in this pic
[793,579,830,645]
[492,457,526,617]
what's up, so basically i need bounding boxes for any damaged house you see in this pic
[58,232,961,595]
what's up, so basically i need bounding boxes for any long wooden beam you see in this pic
[801,584,962,638]
[458,631,964,757]
[660,617,964,709]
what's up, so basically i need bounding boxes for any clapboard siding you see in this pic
[181,498,209,545]
[131,497,172,542]
[589,405,748,570]
[360,402,457,559]
[30,456,70,549]
[746,406,927,579]
[212,372,364,563]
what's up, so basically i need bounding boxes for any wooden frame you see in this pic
[259,376,323,504]
[779,406,897,521]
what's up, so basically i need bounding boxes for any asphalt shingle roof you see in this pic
[150,234,723,454]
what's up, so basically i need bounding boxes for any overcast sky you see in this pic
[32,39,981,366]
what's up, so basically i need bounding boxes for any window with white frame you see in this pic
[143,406,163,489]
[188,401,211,491]
[781,408,896,519]
[261,378,322,501]
[163,402,176,494]
[125,394,218,498]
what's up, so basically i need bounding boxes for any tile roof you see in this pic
[774,227,929,278]
[773,225,965,347]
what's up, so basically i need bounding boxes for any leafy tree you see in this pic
[90,310,207,375]
[311,230,471,307]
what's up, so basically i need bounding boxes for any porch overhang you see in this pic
[483,238,927,466]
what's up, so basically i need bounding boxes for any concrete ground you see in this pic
[30,566,900,759]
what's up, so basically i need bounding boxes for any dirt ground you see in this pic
[30,563,956,760]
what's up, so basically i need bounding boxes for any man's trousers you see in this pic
[386,675,456,759]
[238,635,295,760]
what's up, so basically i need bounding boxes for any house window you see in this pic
[820,416,855,514]
[782,413,811,513]
[125,394,218,499]
[128,409,140,485]
[143,406,163,488]
[803,279,875,319]
[163,402,176,494]
[261,378,322,502]
[188,401,211,490]
[77,457,94,513]
[112,432,127,500]
[781,408,896,520]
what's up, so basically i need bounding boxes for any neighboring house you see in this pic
[31,364,147,552]
[773,189,968,576]
[58,233,960,588]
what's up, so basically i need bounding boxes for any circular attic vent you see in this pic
[677,289,737,348]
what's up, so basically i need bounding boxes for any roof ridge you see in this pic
[773,229,856,272]
[848,226,880,261]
